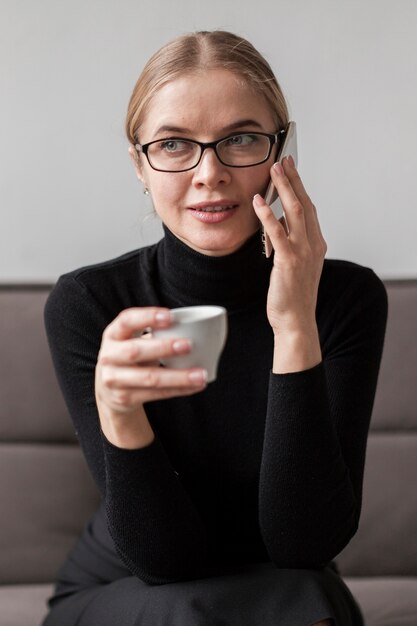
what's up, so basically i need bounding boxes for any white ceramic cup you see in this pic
[153,305,228,383]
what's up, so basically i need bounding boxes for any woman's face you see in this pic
[131,68,278,256]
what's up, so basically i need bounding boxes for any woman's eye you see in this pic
[227,134,256,146]
[159,140,187,152]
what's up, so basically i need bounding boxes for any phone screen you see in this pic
[261,121,298,257]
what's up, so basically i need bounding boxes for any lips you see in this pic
[188,201,239,213]
[187,201,239,224]
[191,205,236,213]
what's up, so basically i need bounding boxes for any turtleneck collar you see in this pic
[155,225,273,311]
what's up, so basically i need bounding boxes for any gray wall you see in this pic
[1,0,416,281]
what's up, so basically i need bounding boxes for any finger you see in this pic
[312,204,327,256]
[282,156,312,209]
[110,382,208,409]
[279,215,289,236]
[269,161,307,243]
[282,157,325,249]
[98,336,193,366]
[253,193,290,255]
[100,364,208,390]
[105,307,172,341]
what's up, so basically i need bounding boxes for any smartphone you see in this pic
[261,121,298,257]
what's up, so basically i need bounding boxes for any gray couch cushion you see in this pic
[0,443,99,584]
[336,281,417,578]
[0,584,52,626]
[0,288,76,442]
[370,281,417,431]
[337,433,417,576]
[345,577,417,626]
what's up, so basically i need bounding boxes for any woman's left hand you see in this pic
[253,156,327,338]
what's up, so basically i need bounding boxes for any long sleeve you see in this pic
[44,274,209,584]
[259,266,388,567]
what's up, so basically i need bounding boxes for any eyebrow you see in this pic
[154,119,264,136]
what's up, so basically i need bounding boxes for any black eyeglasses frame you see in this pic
[134,129,286,173]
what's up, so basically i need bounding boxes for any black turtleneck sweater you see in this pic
[44,226,387,585]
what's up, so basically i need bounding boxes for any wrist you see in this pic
[271,314,318,338]
[97,400,155,450]
[272,325,322,374]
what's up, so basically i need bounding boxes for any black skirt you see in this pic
[42,504,364,626]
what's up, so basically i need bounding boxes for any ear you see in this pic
[128,146,147,186]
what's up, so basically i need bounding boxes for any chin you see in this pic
[186,231,256,257]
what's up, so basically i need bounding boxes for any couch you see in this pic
[0,280,416,626]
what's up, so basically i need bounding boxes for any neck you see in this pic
[155,225,273,311]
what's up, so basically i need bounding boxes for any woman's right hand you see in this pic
[95,307,208,448]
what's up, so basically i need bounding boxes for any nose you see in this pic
[191,148,231,189]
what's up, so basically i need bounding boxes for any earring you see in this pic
[143,187,149,195]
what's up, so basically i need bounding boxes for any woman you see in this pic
[42,30,387,625]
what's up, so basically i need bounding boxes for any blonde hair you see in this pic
[125,30,289,146]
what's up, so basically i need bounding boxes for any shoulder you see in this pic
[317,259,388,353]
[44,241,160,329]
[61,242,158,291]
[319,258,387,310]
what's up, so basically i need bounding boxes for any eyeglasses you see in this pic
[134,130,285,173]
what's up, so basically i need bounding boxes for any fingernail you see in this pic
[188,369,208,384]
[172,338,192,354]
[288,155,295,168]
[273,162,284,175]
[253,193,263,207]
[155,310,171,323]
